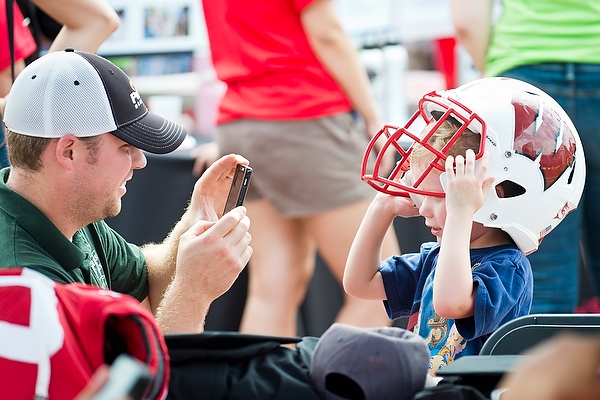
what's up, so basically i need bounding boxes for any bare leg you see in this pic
[306,197,400,327]
[239,199,316,337]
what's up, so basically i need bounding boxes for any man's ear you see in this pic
[54,135,78,170]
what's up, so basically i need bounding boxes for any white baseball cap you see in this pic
[3,49,187,154]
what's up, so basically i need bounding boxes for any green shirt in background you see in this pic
[486,0,600,77]
[0,167,149,301]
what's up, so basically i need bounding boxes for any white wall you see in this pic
[98,0,208,56]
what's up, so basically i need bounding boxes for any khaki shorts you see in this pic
[216,113,375,217]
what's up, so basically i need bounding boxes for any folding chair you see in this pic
[479,313,600,355]
[430,314,600,397]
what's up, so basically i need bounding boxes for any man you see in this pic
[0,49,252,333]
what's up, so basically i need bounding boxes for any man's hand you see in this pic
[188,153,249,222]
[155,206,252,333]
[145,153,251,333]
[176,207,252,301]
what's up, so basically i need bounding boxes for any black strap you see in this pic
[6,0,44,82]
[6,0,15,82]
[16,0,43,62]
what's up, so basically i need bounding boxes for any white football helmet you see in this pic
[362,77,586,255]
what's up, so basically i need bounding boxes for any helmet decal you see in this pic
[512,90,577,191]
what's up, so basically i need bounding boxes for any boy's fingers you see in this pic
[476,152,491,180]
[445,155,455,176]
[454,155,465,175]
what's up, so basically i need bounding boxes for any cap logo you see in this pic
[130,90,143,110]
[128,80,143,109]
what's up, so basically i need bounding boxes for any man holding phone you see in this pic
[0,49,252,334]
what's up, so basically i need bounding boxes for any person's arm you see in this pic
[0,0,120,117]
[451,0,493,72]
[343,191,418,300]
[433,150,494,319]
[498,333,600,400]
[300,0,381,138]
[33,0,120,53]
[141,153,252,333]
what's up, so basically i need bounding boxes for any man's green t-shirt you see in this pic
[0,167,149,301]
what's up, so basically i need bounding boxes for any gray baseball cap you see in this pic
[310,323,430,400]
[4,49,187,154]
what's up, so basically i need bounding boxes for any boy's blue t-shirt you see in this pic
[379,242,533,374]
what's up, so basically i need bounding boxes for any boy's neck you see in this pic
[470,226,514,249]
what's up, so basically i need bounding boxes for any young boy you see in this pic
[343,77,586,374]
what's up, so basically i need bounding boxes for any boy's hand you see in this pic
[373,189,421,219]
[444,150,494,217]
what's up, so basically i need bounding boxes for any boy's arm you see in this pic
[434,151,494,319]
[343,192,418,300]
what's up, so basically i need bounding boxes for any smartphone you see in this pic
[91,354,151,400]
[223,164,252,215]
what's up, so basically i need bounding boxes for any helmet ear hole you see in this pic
[495,180,526,199]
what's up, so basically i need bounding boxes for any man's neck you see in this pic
[6,167,80,240]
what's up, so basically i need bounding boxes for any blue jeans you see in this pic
[501,63,600,313]
[0,123,8,168]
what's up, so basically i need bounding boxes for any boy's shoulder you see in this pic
[471,243,522,256]
[470,244,529,269]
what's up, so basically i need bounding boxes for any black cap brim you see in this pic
[113,111,187,154]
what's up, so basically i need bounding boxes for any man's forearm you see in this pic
[141,212,192,315]
[154,278,211,333]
